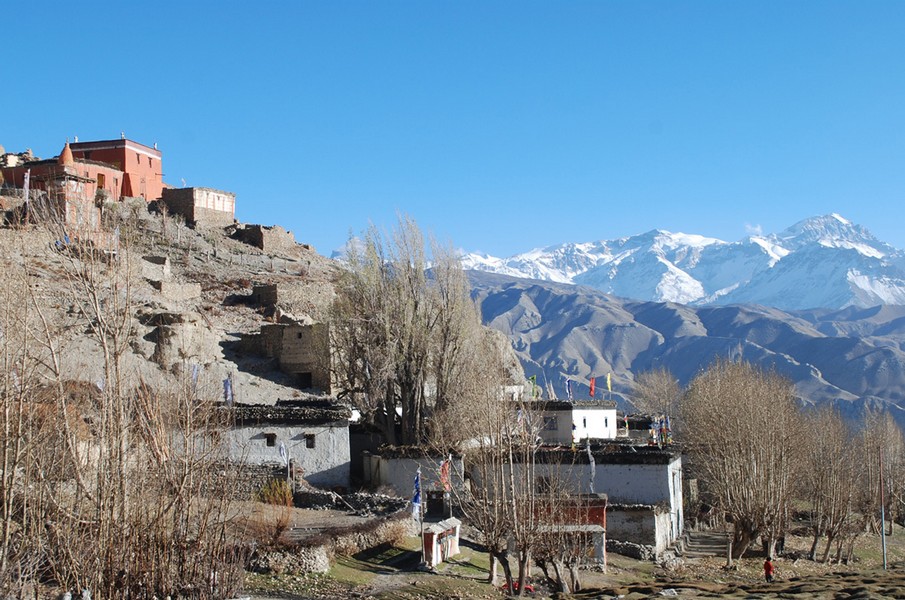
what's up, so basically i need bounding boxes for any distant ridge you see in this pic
[468,270,905,426]
[462,215,905,311]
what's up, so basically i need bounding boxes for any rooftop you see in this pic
[228,400,351,426]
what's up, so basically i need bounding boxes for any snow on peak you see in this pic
[831,213,851,225]
[458,215,905,310]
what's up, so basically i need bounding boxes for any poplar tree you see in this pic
[330,215,513,446]
[680,359,802,560]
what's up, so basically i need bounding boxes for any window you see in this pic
[542,416,558,431]
[97,173,106,188]
[305,434,315,448]
[264,433,276,447]
[136,153,140,164]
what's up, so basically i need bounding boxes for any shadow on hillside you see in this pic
[219,338,316,397]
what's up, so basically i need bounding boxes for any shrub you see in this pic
[258,478,293,507]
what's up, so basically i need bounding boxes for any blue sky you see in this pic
[5,2,905,256]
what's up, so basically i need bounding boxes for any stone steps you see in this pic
[681,530,729,558]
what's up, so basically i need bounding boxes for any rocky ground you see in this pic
[0,204,340,406]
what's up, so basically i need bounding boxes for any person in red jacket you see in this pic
[764,556,775,582]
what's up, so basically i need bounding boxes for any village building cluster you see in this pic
[0,136,687,571]
[0,137,235,242]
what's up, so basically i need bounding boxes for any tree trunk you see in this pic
[808,531,821,562]
[488,554,498,585]
[493,550,513,593]
[568,562,582,592]
[821,534,836,563]
[551,560,569,594]
[517,551,530,597]
[731,525,757,559]
[536,559,551,585]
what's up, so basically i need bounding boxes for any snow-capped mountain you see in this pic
[461,214,905,310]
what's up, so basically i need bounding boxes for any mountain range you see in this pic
[463,215,905,424]
[469,270,905,424]
[462,214,905,311]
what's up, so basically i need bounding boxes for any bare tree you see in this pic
[0,202,248,597]
[857,410,904,537]
[331,215,512,446]
[801,406,860,562]
[680,359,802,561]
[631,367,682,418]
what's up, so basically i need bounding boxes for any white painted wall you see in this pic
[365,455,465,499]
[538,407,619,444]
[193,188,236,216]
[473,453,683,545]
[227,423,350,488]
[572,408,618,440]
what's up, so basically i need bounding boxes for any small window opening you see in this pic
[298,372,313,388]
[543,416,557,431]
[305,434,315,448]
[264,433,276,447]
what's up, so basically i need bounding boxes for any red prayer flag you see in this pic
[589,377,596,397]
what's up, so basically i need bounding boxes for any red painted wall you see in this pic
[70,139,163,200]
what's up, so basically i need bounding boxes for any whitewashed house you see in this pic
[531,399,619,444]
[469,444,683,557]
[227,400,352,489]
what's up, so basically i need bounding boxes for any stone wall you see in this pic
[142,255,171,281]
[151,280,201,302]
[162,187,235,228]
[235,224,298,254]
[606,504,674,557]
[250,281,336,322]
[252,284,278,306]
[256,323,331,393]
[248,509,411,575]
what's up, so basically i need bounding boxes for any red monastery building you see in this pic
[1,137,163,203]
[1,137,165,242]
[69,138,163,200]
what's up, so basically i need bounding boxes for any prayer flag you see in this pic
[22,169,30,205]
[278,441,288,466]
[412,468,422,516]
[589,377,596,397]
[607,372,612,393]
[223,378,233,406]
[440,456,451,491]
[566,378,573,400]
